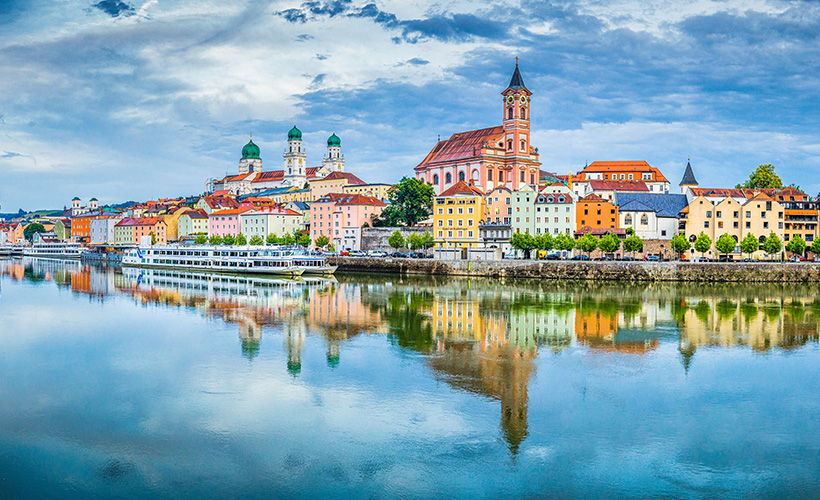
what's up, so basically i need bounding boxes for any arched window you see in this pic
[547,196,554,203]
[498,171,504,182]
[640,214,649,225]
[624,213,633,225]
[732,235,738,242]
[445,172,452,184]
[507,140,513,150]
[508,108,513,119]
[472,169,479,182]
[433,174,439,185]
[459,171,465,182]
[759,235,766,244]
[521,107,526,120]
[558,196,564,203]
[521,140,526,151]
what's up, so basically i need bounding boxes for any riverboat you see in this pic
[22,241,84,259]
[121,245,321,277]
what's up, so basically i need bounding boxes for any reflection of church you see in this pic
[209,127,346,195]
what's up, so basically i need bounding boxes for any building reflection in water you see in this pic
[4,259,820,453]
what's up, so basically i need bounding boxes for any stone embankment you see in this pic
[327,257,820,282]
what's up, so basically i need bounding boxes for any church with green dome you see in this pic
[209,127,347,196]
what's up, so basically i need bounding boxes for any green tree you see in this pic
[533,233,554,253]
[623,235,643,256]
[694,232,712,258]
[222,234,236,245]
[786,234,807,257]
[736,164,783,189]
[372,177,434,227]
[23,223,46,241]
[578,233,598,255]
[235,233,247,246]
[554,233,576,253]
[283,234,296,245]
[209,234,223,245]
[740,233,759,259]
[194,234,207,245]
[249,234,264,246]
[149,231,157,245]
[762,232,782,260]
[297,233,311,248]
[388,230,406,250]
[419,231,434,249]
[510,232,536,258]
[624,227,635,236]
[715,233,737,259]
[266,233,279,245]
[315,235,329,249]
[407,233,422,250]
[810,237,820,255]
[671,233,691,258]
[598,232,621,254]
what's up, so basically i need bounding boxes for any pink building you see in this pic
[208,208,251,237]
[484,186,512,224]
[310,193,386,249]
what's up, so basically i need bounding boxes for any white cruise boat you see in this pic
[122,245,317,277]
[23,241,84,259]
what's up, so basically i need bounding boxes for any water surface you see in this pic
[1,258,819,499]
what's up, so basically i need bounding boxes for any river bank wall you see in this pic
[327,257,820,282]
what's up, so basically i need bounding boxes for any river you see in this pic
[1,258,819,499]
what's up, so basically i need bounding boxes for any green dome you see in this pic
[241,139,260,159]
[288,125,302,141]
[327,132,340,147]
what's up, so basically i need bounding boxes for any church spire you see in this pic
[508,58,526,90]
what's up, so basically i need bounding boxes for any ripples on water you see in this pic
[1,258,819,499]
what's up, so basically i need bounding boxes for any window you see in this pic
[446,173,452,184]
[706,211,712,218]
[718,221,723,228]
[661,230,666,236]
[458,208,463,214]
[734,222,738,228]
[448,208,453,215]
[520,171,525,182]
[488,170,492,181]
[746,211,751,218]
[433,174,439,184]
[438,208,443,215]
[628,174,633,180]
[624,213,633,225]
[468,207,473,214]
[640,214,648,225]
[507,140,513,150]
[530,174,535,185]
[763,222,768,229]
[704,221,710,228]
[734,211,739,218]
[717,211,722,218]
[746,221,751,228]
[459,171,465,182]
[521,107,526,120]
[521,140,526,151]
[508,108,513,119]
[766,201,772,210]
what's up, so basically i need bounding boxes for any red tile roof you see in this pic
[335,194,387,206]
[415,126,504,169]
[319,171,366,185]
[252,171,284,182]
[589,180,649,192]
[439,181,486,197]
[209,208,253,216]
[581,161,670,183]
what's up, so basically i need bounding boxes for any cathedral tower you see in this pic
[283,125,307,187]
[322,132,344,173]
[501,60,536,188]
[238,137,263,175]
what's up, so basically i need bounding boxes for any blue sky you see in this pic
[1,0,819,210]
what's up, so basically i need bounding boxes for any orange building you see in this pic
[576,194,619,232]
[415,62,541,195]
[71,210,123,242]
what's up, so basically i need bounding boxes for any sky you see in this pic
[0,0,819,211]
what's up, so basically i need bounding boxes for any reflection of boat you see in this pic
[22,242,83,259]
[122,245,308,277]
[291,254,338,275]
[0,246,24,256]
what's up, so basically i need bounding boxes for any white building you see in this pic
[535,183,575,236]
[617,192,688,240]
[239,207,304,239]
[90,217,123,244]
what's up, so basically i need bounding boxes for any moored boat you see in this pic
[22,241,84,259]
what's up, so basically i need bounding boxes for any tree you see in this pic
[149,231,157,245]
[209,234,223,245]
[315,235,329,249]
[810,237,820,255]
[554,233,576,253]
[736,164,783,190]
[407,233,422,250]
[283,234,296,245]
[266,233,279,245]
[388,230,406,250]
[419,231,434,250]
[372,177,434,227]
[740,233,759,259]
[222,234,236,245]
[694,232,712,258]
[235,233,247,246]
[715,233,737,259]
[598,232,620,254]
[578,233,598,255]
[533,233,554,253]
[249,235,264,246]
[194,234,207,245]
[510,232,536,258]
[23,223,46,241]
[297,233,311,248]
[671,233,691,258]
[762,232,782,260]
[625,227,635,236]
[786,234,807,257]
[623,235,643,256]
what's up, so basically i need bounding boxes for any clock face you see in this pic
[506,95,514,104]
[520,95,527,103]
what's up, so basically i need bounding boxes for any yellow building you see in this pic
[680,189,785,258]
[433,181,486,249]
[343,183,392,201]
[269,188,311,204]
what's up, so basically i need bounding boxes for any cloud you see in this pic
[406,58,429,66]
[92,0,136,18]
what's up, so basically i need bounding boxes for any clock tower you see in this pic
[501,59,535,189]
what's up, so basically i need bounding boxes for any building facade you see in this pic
[433,181,487,249]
